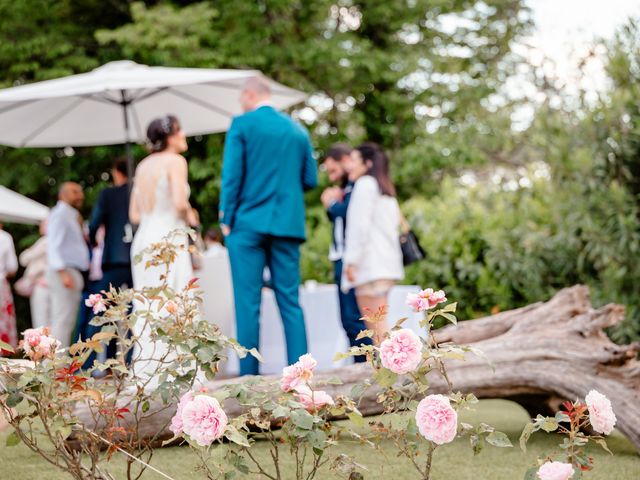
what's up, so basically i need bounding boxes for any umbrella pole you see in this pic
[120,91,135,181]
[121,91,135,244]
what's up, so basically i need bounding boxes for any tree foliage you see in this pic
[1,1,639,341]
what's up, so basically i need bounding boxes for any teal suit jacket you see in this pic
[219,106,317,240]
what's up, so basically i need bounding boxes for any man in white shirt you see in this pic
[47,182,90,347]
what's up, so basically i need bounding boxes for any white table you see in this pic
[198,251,424,375]
[253,283,424,374]
[196,249,422,374]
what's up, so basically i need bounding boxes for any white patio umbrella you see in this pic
[0,60,307,177]
[0,186,49,225]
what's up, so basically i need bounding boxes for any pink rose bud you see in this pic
[406,288,447,312]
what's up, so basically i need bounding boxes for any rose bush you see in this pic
[0,232,619,480]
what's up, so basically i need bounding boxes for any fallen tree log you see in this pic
[4,285,640,450]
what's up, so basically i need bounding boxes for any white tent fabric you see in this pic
[0,60,306,147]
[0,186,49,225]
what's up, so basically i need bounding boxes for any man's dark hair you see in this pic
[112,157,128,177]
[323,143,352,163]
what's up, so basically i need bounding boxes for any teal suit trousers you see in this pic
[226,229,308,375]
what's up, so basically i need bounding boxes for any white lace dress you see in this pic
[130,166,193,381]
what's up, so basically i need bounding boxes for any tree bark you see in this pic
[3,285,639,450]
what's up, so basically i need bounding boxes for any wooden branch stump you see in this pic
[3,285,639,451]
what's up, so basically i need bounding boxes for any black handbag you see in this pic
[399,216,425,266]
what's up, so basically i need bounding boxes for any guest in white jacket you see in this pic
[342,142,404,344]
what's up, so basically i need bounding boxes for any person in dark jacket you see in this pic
[321,143,372,361]
[81,157,133,369]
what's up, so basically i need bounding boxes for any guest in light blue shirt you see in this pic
[46,182,89,347]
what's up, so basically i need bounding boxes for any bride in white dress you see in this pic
[129,115,197,381]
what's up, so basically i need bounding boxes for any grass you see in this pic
[0,400,638,479]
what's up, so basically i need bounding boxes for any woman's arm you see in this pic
[128,183,141,225]
[168,155,192,221]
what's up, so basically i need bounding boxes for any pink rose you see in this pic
[85,293,107,314]
[21,327,60,361]
[379,328,423,374]
[294,385,334,409]
[281,353,318,392]
[585,390,616,435]
[406,288,447,312]
[181,395,228,446]
[170,391,194,436]
[415,394,458,445]
[537,461,574,480]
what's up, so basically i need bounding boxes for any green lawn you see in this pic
[1,400,638,479]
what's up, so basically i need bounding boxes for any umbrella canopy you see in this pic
[0,60,306,148]
[0,186,49,225]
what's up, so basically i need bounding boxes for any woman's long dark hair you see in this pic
[356,142,396,197]
[146,115,179,152]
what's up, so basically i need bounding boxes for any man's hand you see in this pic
[221,224,231,236]
[59,270,75,289]
[321,187,343,209]
[345,264,356,283]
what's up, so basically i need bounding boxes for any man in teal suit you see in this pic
[220,77,318,375]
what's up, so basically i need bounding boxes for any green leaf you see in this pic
[272,405,289,419]
[248,348,264,362]
[305,430,327,449]
[392,317,409,328]
[350,383,366,398]
[486,431,513,448]
[291,409,315,430]
[540,417,559,433]
[439,312,457,325]
[14,399,36,416]
[470,434,484,455]
[142,401,150,413]
[326,376,343,385]
[519,422,535,452]
[595,438,613,455]
[554,412,571,423]
[347,412,365,428]
[0,339,15,353]
[5,431,20,447]
[355,329,374,340]
[523,467,538,480]
[6,392,22,408]
[373,368,398,388]
[442,302,457,313]
[225,426,250,447]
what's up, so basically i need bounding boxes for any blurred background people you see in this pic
[321,143,372,361]
[17,220,50,329]
[47,182,90,348]
[0,223,18,354]
[342,143,404,344]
